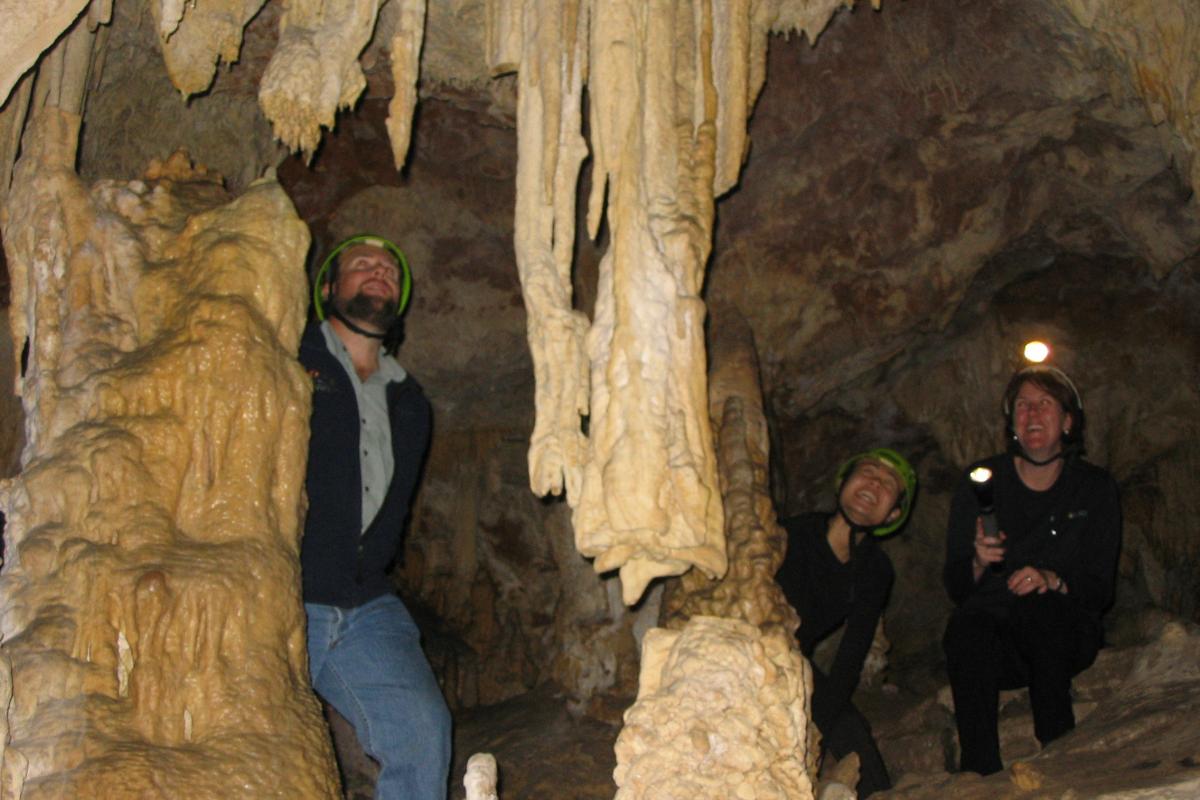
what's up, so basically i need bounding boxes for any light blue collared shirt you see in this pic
[320,321,408,531]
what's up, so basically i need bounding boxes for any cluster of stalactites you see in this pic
[149,0,426,166]
[491,0,872,605]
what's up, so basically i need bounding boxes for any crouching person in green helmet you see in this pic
[775,448,917,798]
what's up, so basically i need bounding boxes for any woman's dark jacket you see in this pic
[776,513,894,729]
[943,453,1121,621]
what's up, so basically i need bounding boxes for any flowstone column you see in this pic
[0,109,338,798]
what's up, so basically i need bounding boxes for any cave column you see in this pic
[0,109,339,797]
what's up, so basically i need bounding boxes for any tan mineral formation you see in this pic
[151,0,269,97]
[0,111,338,797]
[613,616,815,800]
[662,307,800,642]
[1058,0,1200,195]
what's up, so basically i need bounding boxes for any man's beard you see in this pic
[335,291,394,331]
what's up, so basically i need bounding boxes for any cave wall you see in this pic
[707,0,1200,656]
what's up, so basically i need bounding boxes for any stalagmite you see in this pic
[661,306,800,642]
[0,110,339,797]
[613,617,815,800]
[463,752,500,800]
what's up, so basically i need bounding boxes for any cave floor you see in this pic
[448,684,623,800]
[333,613,1200,799]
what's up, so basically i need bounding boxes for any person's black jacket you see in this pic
[298,322,432,608]
[943,453,1120,620]
[776,512,894,729]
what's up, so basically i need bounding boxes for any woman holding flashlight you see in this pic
[942,365,1121,776]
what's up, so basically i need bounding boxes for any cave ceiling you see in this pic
[2,0,1196,470]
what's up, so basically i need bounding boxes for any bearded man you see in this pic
[299,235,451,800]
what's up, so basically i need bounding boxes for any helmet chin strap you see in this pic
[1016,450,1064,467]
[330,306,387,340]
[1009,434,1071,467]
[836,505,875,538]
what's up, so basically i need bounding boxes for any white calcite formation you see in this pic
[0,110,338,797]
[613,616,815,800]
[258,0,387,158]
[463,752,500,800]
[495,0,899,605]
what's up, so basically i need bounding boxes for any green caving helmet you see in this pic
[835,447,918,538]
[312,234,413,321]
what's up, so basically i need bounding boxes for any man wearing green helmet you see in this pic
[775,447,917,798]
[298,234,450,800]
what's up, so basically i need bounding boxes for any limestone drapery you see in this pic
[0,111,338,797]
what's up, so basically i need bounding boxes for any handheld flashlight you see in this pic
[969,466,1003,571]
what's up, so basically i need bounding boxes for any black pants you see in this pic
[943,592,1101,775]
[811,669,892,797]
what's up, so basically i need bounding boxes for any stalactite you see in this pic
[507,0,590,504]
[0,111,339,797]
[385,0,427,169]
[258,0,384,158]
[150,0,268,98]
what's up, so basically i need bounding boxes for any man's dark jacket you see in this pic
[298,322,432,608]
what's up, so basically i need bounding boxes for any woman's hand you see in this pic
[972,518,1006,581]
[1007,566,1064,595]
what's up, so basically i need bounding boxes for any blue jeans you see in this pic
[306,594,452,800]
